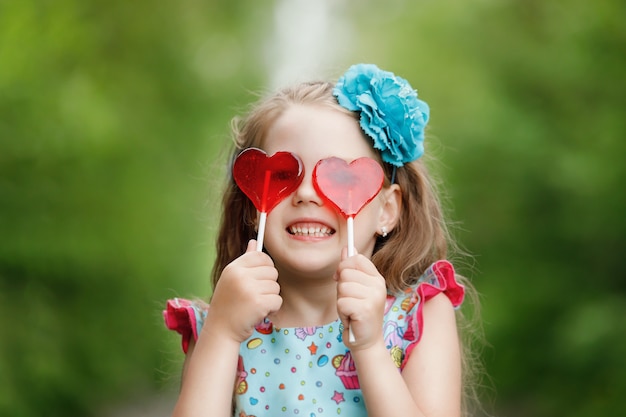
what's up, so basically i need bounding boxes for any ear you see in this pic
[378,184,402,233]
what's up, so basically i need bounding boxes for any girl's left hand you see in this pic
[335,247,387,350]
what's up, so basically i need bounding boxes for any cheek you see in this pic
[352,216,379,257]
[353,203,382,236]
[264,207,284,230]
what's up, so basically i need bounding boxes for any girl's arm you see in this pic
[172,240,282,417]
[173,325,240,417]
[351,293,462,417]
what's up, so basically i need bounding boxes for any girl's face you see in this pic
[261,104,399,280]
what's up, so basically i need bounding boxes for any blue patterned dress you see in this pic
[164,260,464,417]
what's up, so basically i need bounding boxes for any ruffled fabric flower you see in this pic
[333,64,430,166]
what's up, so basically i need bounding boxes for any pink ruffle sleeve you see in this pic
[400,260,465,368]
[163,298,207,354]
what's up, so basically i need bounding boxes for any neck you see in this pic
[270,272,338,328]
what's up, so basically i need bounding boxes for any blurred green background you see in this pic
[1,1,624,416]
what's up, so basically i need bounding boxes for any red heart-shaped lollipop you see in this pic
[233,148,304,213]
[313,157,384,218]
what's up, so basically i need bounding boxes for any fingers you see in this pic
[209,240,282,342]
[335,250,386,347]
[337,251,381,279]
[336,270,385,312]
[255,275,281,295]
[261,293,283,316]
[336,247,386,303]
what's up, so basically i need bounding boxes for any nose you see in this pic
[291,170,323,206]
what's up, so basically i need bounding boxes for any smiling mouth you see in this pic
[287,223,335,237]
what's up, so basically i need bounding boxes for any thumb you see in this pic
[342,246,358,260]
[246,239,258,253]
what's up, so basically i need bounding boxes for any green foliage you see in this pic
[352,1,626,415]
[0,0,268,415]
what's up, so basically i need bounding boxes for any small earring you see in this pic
[381,226,388,238]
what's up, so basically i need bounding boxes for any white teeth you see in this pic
[289,224,333,237]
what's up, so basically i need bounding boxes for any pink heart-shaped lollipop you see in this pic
[313,157,384,218]
[233,147,304,213]
[314,156,384,344]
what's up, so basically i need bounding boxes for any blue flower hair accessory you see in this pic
[333,64,430,167]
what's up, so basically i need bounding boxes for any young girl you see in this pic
[164,64,477,417]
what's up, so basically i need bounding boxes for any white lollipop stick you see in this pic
[347,216,355,257]
[346,216,356,343]
[256,211,267,252]
[255,170,272,252]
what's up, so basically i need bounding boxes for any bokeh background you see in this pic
[1,1,624,416]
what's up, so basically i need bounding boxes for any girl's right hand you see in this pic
[206,239,282,343]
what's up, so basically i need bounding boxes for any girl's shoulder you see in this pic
[383,260,465,369]
[163,298,209,354]
[385,260,464,313]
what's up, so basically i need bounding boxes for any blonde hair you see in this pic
[211,80,483,415]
